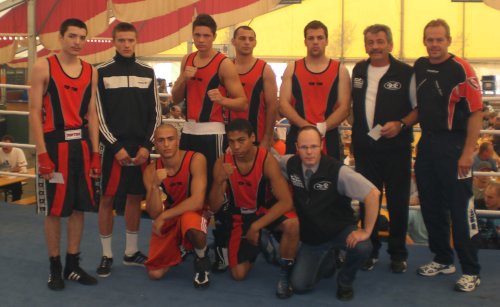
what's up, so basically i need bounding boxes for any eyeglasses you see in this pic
[298,144,321,151]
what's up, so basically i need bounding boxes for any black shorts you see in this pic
[101,142,147,197]
[38,139,97,217]
[227,211,295,267]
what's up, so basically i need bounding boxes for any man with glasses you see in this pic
[282,126,379,301]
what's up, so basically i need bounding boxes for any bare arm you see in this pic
[458,110,484,178]
[250,155,293,232]
[171,55,189,103]
[324,64,351,131]
[144,163,165,219]
[213,58,247,111]
[278,62,310,127]
[346,188,380,248]
[208,157,232,213]
[28,59,49,155]
[259,64,278,149]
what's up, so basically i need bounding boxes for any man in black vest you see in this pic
[284,126,379,301]
[351,24,418,273]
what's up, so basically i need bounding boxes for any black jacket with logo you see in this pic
[351,54,413,153]
[286,154,354,245]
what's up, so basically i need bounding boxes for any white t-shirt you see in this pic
[365,64,390,129]
[0,147,28,173]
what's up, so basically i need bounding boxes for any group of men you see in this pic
[28,12,484,302]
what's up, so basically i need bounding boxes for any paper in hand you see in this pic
[368,124,382,141]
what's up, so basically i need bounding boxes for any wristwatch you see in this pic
[399,120,407,130]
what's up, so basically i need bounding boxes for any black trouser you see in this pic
[415,132,480,275]
[355,146,411,261]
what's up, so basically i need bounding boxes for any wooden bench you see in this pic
[12,196,36,205]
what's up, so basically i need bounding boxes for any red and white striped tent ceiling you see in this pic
[0,0,281,66]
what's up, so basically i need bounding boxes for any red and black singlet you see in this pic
[185,51,227,123]
[156,151,195,208]
[292,58,340,124]
[225,147,269,211]
[230,59,267,142]
[42,55,93,133]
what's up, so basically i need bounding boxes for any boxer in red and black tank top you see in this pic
[185,51,227,123]
[230,59,267,143]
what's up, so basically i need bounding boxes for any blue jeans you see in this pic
[291,225,371,292]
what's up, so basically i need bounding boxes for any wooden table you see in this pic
[0,168,35,187]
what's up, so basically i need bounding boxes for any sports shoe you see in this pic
[123,251,147,267]
[276,258,294,299]
[417,261,456,277]
[64,253,97,286]
[336,284,354,301]
[361,257,378,271]
[193,255,211,289]
[212,246,228,273]
[96,256,113,277]
[48,256,64,291]
[64,266,98,285]
[391,260,408,273]
[454,274,480,292]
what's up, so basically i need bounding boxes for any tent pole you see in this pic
[27,0,36,76]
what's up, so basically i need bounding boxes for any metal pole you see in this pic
[340,0,345,62]
[399,0,404,60]
[27,0,36,76]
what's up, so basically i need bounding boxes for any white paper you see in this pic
[458,170,472,180]
[367,124,382,140]
[49,172,64,184]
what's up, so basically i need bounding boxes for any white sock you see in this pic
[100,234,113,258]
[194,246,207,258]
[125,230,139,256]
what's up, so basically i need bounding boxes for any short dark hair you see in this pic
[233,25,255,39]
[479,142,493,154]
[112,22,137,39]
[297,125,322,141]
[424,18,451,40]
[1,135,14,142]
[304,20,328,39]
[154,124,178,138]
[59,18,87,36]
[364,24,393,45]
[193,13,217,35]
[227,119,254,137]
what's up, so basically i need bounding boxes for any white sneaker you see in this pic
[417,261,456,277]
[455,274,480,292]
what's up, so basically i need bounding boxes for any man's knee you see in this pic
[148,267,169,280]
[281,218,299,237]
[290,275,314,294]
[231,265,250,281]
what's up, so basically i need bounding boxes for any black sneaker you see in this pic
[123,251,147,267]
[193,255,211,289]
[276,259,294,299]
[64,267,98,285]
[361,257,378,271]
[391,260,407,273]
[212,246,228,273]
[96,256,113,277]
[48,256,64,291]
[337,284,354,301]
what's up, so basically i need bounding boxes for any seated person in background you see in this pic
[209,119,298,299]
[166,105,185,120]
[472,161,493,203]
[472,142,498,172]
[476,182,500,249]
[0,135,28,201]
[143,124,211,288]
[407,168,428,245]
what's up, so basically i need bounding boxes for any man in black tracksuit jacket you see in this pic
[351,24,418,273]
[95,22,161,277]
